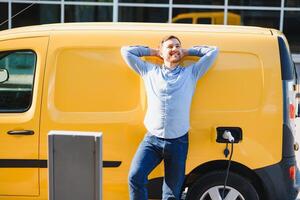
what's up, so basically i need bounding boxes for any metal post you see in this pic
[224,0,228,25]
[168,0,173,23]
[61,0,64,23]
[280,0,285,31]
[48,131,102,200]
[113,0,118,22]
[8,0,12,29]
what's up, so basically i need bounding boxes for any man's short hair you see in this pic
[160,35,181,47]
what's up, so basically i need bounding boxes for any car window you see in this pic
[173,18,193,24]
[0,50,36,112]
[197,17,212,24]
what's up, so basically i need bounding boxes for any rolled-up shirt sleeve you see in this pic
[121,46,153,76]
[188,46,219,81]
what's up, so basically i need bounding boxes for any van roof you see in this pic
[0,22,279,38]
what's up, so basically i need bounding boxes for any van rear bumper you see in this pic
[254,156,299,200]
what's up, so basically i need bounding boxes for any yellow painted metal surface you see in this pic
[0,23,285,199]
[0,37,49,196]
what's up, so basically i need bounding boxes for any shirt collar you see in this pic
[162,64,179,72]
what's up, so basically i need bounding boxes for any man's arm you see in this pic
[186,46,219,80]
[121,46,158,76]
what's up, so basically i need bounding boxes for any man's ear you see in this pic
[159,47,163,57]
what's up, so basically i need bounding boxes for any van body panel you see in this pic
[40,32,147,200]
[0,37,49,196]
[38,30,283,199]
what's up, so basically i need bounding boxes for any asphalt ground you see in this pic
[295,118,300,199]
[297,119,300,167]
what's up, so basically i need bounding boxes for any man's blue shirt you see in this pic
[121,45,219,139]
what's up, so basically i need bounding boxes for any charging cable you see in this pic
[221,131,234,200]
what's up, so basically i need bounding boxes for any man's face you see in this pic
[160,38,183,64]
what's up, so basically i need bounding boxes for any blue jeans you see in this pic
[128,132,189,200]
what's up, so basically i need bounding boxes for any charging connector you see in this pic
[222,130,235,143]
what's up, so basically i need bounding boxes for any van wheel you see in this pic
[185,171,259,200]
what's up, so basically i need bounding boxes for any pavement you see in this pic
[296,119,300,166]
[295,119,300,199]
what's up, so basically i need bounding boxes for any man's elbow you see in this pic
[211,46,219,52]
[120,46,130,59]
[207,46,219,57]
[214,46,220,55]
[120,46,128,54]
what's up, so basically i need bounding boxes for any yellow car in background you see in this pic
[172,11,241,25]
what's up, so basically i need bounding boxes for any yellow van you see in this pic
[172,12,241,25]
[0,23,299,200]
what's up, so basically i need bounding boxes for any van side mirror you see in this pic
[0,69,9,83]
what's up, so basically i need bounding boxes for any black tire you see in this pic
[185,171,259,200]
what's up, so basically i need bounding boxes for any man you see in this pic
[121,35,219,200]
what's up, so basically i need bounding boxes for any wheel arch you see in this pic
[184,160,266,199]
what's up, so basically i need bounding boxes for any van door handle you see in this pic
[7,130,34,135]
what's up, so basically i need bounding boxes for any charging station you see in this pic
[48,130,102,200]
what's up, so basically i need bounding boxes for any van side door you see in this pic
[0,36,48,196]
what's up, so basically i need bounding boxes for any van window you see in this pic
[0,51,36,112]
[278,37,295,80]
